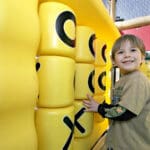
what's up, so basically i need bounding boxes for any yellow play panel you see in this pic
[39,0,120,44]
[38,0,121,149]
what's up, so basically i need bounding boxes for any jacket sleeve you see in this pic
[98,102,136,121]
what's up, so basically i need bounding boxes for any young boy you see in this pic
[83,34,150,150]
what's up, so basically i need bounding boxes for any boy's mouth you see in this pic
[122,59,134,63]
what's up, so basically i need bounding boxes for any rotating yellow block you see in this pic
[74,100,94,138]
[74,136,91,150]
[36,106,74,150]
[75,26,96,63]
[90,120,109,148]
[105,69,112,90]
[38,2,76,58]
[95,66,106,95]
[75,63,95,99]
[94,38,107,66]
[37,56,75,108]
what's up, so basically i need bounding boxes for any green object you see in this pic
[145,51,150,60]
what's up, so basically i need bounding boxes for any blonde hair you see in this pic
[111,34,146,60]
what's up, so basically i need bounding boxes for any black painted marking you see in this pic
[88,70,95,93]
[56,11,76,47]
[89,34,96,57]
[36,62,40,71]
[75,108,86,133]
[102,44,107,62]
[98,71,106,91]
[63,116,74,150]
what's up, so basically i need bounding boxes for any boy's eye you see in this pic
[116,50,124,54]
[131,48,137,52]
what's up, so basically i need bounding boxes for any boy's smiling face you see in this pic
[113,40,145,75]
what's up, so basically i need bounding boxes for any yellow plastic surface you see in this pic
[75,26,95,63]
[95,66,106,95]
[94,38,107,66]
[37,56,75,107]
[39,0,120,44]
[36,106,74,150]
[140,61,150,79]
[74,135,91,150]
[74,100,94,138]
[90,120,109,148]
[0,0,39,149]
[75,63,95,100]
[38,2,76,58]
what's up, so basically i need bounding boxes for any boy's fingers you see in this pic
[83,103,90,108]
[83,103,89,107]
[86,94,93,101]
[83,100,91,104]
[86,94,91,99]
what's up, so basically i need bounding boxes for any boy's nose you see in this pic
[124,51,130,57]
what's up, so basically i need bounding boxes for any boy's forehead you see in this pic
[120,40,135,48]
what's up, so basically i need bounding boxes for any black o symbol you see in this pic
[88,70,95,93]
[56,11,76,47]
[89,34,96,57]
[98,71,106,91]
[102,44,107,62]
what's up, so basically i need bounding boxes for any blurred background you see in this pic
[102,0,150,21]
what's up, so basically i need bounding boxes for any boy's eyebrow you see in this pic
[130,47,139,49]
[119,47,138,50]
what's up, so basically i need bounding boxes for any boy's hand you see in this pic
[83,94,99,112]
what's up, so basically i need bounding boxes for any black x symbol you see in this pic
[75,108,86,133]
[63,108,86,149]
[63,116,74,150]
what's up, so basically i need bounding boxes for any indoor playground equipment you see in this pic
[0,0,40,149]
[0,0,120,150]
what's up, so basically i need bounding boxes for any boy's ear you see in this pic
[112,62,118,67]
[111,56,117,67]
